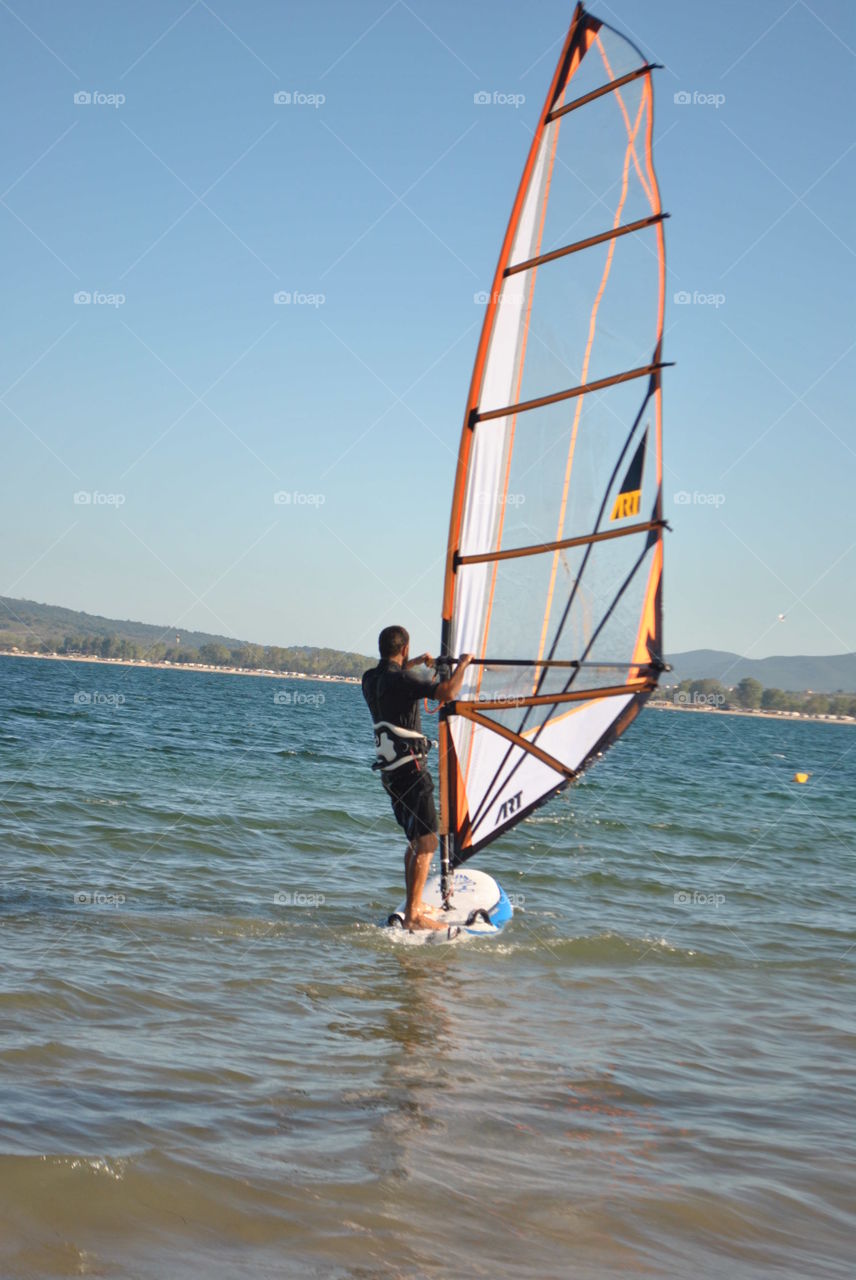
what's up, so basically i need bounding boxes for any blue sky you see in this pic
[2,0,854,659]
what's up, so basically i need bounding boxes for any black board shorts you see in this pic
[382,765,437,841]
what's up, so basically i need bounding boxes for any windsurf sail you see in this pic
[438,3,669,873]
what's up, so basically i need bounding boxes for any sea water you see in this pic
[0,655,853,1279]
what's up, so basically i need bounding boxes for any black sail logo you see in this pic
[610,430,647,522]
[496,791,523,825]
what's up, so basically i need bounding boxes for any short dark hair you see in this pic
[378,625,409,659]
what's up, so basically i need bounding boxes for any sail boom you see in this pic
[474,361,671,425]
[505,212,668,277]
[546,62,660,123]
[456,519,665,567]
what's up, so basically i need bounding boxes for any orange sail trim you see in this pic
[454,749,469,846]
[643,67,666,492]
[630,538,662,673]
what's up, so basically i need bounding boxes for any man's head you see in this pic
[378,625,409,662]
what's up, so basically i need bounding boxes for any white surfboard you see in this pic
[386,867,512,941]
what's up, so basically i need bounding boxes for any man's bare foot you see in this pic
[405,911,447,932]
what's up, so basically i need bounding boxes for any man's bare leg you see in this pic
[404,833,445,930]
[401,844,414,906]
[404,841,440,904]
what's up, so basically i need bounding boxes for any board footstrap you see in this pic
[465,907,493,927]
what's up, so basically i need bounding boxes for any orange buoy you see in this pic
[793,772,810,784]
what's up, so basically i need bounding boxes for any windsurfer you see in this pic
[362,626,472,931]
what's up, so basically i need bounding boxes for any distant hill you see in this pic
[666,649,856,694]
[3,596,853,692]
[0,596,241,653]
[0,596,373,679]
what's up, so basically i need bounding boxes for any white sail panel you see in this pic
[451,692,635,851]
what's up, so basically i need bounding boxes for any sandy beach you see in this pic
[649,699,855,726]
[0,650,360,685]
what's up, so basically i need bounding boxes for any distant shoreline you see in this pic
[3,652,854,723]
[0,650,361,686]
[649,701,855,726]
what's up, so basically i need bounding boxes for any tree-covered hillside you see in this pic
[0,597,372,679]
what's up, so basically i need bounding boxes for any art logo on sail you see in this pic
[610,430,647,522]
[495,790,523,824]
[610,488,641,520]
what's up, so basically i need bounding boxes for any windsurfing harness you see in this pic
[371,721,432,773]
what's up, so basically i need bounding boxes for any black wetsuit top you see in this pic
[361,660,440,735]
